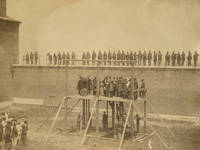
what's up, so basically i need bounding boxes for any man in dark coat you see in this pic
[25,52,29,65]
[92,50,96,65]
[143,51,147,66]
[171,51,176,66]
[126,51,130,66]
[98,50,103,65]
[34,51,38,65]
[53,53,57,65]
[193,51,199,66]
[4,121,12,150]
[103,51,107,65]
[86,51,90,65]
[66,52,70,65]
[82,52,86,65]
[158,51,162,66]
[138,51,142,66]
[58,52,62,65]
[112,51,117,65]
[165,51,170,66]
[30,52,34,65]
[108,50,112,65]
[181,51,185,66]
[133,52,137,65]
[177,52,181,66]
[72,51,76,65]
[153,51,157,66]
[117,50,121,66]
[148,51,152,66]
[187,51,192,66]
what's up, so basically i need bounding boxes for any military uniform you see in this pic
[187,51,192,66]
[72,51,76,65]
[117,50,121,65]
[108,50,112,65]
[58,52,62,65]
[171,51,176,66]
[121,51,125,66]
[112,51,117,65]
[103,51,107,65]
[181,52,185,66]
[193,51,199,66]
[30,52,34,65]
[158,51,162,66]
[62,52,66,65]
[143,51,147,66]
[86,51,90,65]
[153,51,157,66]
[92,50,96,65]
[126,52,130,66]
[133,52,137,65]
[98,51,102,65]
[130,51,133,66]
[165,52,170,66]
[177,52,181,66]
[53,53,57,65]
[34,52,38,65]
[138,51,142,66]
[82,52,86,65]
[25,53,29,65]
[66,52,70,65]
[48,53,52,65]
[148,51,152,66]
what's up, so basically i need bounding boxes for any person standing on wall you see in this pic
[148,50,152,66]
[193,51,199,67]
[187,51,192,66]
[92,50,96,65]
[153,51,157,66]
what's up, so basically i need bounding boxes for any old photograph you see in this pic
[0,0,200,149]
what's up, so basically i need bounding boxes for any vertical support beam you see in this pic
[144,100,147,133]
[96,60,100,135]
[130,61,135,138]
[65,60,69,96]
[114,101,116,138]
[106,102,108,115]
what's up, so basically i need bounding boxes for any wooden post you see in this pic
[130,62,135,138]
[65,60,68,96]
[144,100,147,133]
[114,101,117,139]
[96,60,100,135]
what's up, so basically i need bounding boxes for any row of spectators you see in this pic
[0,111,28,150]
[77,76,147,100]
[24,50,199,67]
[23,51,39,65]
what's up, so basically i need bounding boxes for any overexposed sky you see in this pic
[7,0,200,58]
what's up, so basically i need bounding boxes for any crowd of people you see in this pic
[77,76,147,100]
[23,51,39,65]
[23,50,199,67]
[0,111,28,150]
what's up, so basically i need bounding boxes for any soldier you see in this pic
[66,52,70,65]
[138,51,142,66]
[21,121,28,147]
[148,51,152,66]
[177,52,181,66]
[53,53,57,65]
[153,51,157,66]
[130,51,134,66]
[136,114,140,134]
[34,51,38,65]
[187,51,192,66]
[126,51,130,66]
[103,51,107,65]
[112,51,117,65]
[140,79,146,98]
[25,52,29,65]
[58,52,62,65]
[133,78,138,100]
[82,52,86,65]
[72,51,76,65]
[98,50,103,65]
[61,52,66,65]
[30,52,34,65]
[117,50,121,65]
[193,51,199,66]
[102,111,108,130]
[165,51,170,66]
[133,52,137,65]
[108,50,112,65]
[11,119,18,150]
[92,50,96,65]
[121,51,126,66]
[171,51,176,66]
[4,120,12,150]
[158,51,162,66]
[77,114,81,130]
[48,53,53,65]
[181,51,185,66]
[0,118,3,150]
[86,51,90,65]
[143,51,147,66]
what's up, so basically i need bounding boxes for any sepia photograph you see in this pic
[0,0,200,149]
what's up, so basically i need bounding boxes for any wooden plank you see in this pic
[45,97,66,141]
[81,98,98,145]
[119,101,132,150]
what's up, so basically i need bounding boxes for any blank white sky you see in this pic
[7,0,200,58]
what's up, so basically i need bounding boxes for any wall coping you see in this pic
[12,64,200,70]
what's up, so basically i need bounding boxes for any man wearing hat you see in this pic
[0,117,3,150]
[4,120,12,150]
[140,79,146,98]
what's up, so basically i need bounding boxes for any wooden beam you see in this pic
[81,98,98,145]
[119,101,132,150]
[96,61,100,136]
[144,100,147,133]
[114,101,116,138]
[45,97,66,141]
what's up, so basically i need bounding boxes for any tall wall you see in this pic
[12,65,200,116]
[0,18,20,101]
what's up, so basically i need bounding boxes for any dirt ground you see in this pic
[5,104,200,150]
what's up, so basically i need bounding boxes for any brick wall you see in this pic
[0,18,20,101]
[12,66,200,116]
